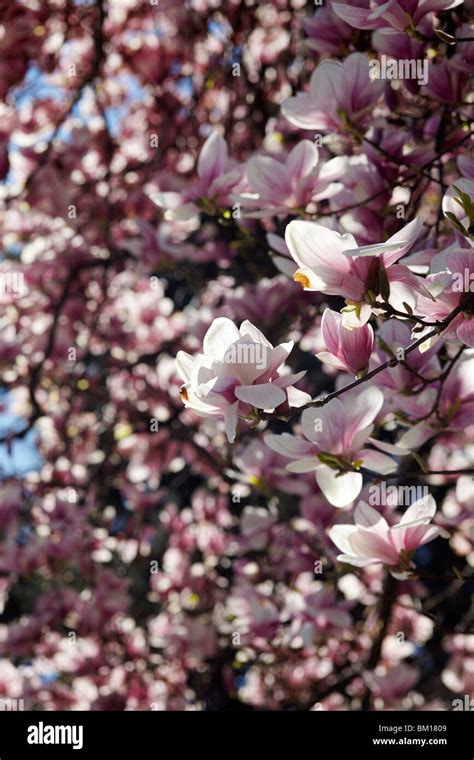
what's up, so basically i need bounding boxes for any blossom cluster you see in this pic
[0,0,473,712]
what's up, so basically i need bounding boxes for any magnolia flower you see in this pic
[333,0,464,34]
[265,386,400,507]
[370,319,441,394]
[149,132,245,222]
[283,587,352,646]
[176,318,309,443]
[395,349,474,449]
[239,140,345,216]
[329,496,446,576]
[364,663,420,702]
[281,53,384,132]
[414,251,474,349]
[316,308,374,377]
[286,217,424,328]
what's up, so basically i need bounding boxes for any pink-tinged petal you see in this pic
[281,93,334,131]
[247,155,292,201]
[255,343,294,383]
[210,166,244,197]
[368,438,411,457]
[358,448,397,474]
[354,502,390,534]
[399,525,441,554]
[332,3,381,30]
[352,424,375,451]
[234,383,286,409]
[315,351,347,371]
[397,423,434,449]
[400,495,437,526]
[267,232,290,257]
[301,403,343,449]
[343,241,407,259]
[328,524,360,555]
[381,217,423,267]
[285,221,353,280]
[343,219,422,267]
[239,320,274,347]
[224,402,239,443]
[414,0,463,23]
[345,52,385,109]
[368,0,407,30]
[456,319,474,348]
[285,457,319,473]
[175,351,195,382]
[309,59,344,103]
[458,155,474,179]
[273,370,306,389]
[335,553,375,567]
[316,467,363,507]
[341,386,384,449]
[446,250,474,277]
[197,132,228,185]
[318,155,348,183]
[286,140,319,182]
[203,318,241,359]
[286,386,312,407]
[147,190,183,210]
[320,308,343,357]
[264,433,314,459]
[349,531,399,565]
[182,385,221,414]
[320,309,374,374]
[218,338,267,385]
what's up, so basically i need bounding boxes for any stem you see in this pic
[262,293,472,423]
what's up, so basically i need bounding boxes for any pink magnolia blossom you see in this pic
[414,251,474,349]
[240,140,346,216]
[281,53,384,132]
[176,317,309,442]
[423,60,468,104]
[370,320,441,394]
[364,663,420,702]
[150,131,245,220]
[265,387,399,507]
[332,0,463,33]
[316,308,374,377]
[286,217,424,327]
[395,349,474,449]
[329,496,446,575]
[283,587,353,646]
[304,6,353,55]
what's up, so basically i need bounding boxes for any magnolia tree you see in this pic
[0,0,473,712]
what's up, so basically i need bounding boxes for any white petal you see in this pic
[175,351,195,382]
[234,383,286,409]
[285,457,319,473]
[224,402,239,443]
[316,467,363,508]
[203,318,240,359]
